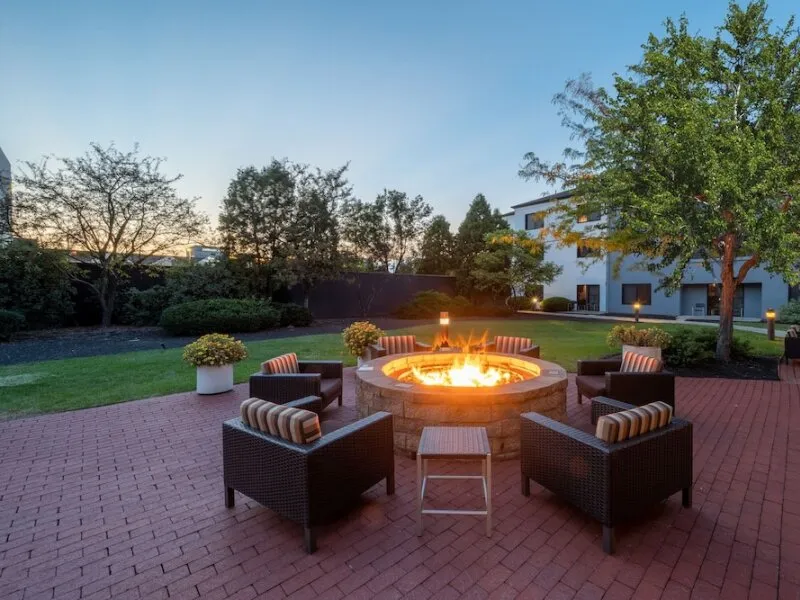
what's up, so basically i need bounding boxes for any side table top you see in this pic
[418,426,490,458]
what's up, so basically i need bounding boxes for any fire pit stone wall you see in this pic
[355,352,568,460]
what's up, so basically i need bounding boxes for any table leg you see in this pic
[486,454,493,537]
[416,452,423,536]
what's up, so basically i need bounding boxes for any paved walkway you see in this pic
[1,371,798,599]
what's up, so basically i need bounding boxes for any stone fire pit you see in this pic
[355,352,568,459]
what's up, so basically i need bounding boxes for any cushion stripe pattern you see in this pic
[378,335,416,355]
[595,400,673,443]
[262,352,300,374]
[788,326,799,338]
[620,350,662,373]
[495,336,532,354]
[239,398,321,444]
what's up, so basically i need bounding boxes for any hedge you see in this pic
[274,303,314,327]
[0,310,25,342]
[159,299,281,336]
[541,296,571,312]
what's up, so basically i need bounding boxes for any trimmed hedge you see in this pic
[778,300,800,324]
[274,303,314,327]
[663,328,754,367]
[159,299,281,336]
[541,296,571,312]
[0,310,25,342]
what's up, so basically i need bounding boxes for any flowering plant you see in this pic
[183,334,248,367]
[342,321,385,357]
[607,325,671,348]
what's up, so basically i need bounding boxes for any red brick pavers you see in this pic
[1,371,798,599]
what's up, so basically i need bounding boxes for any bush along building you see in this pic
[505,190,799,319]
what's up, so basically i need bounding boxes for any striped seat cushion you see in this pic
[495,336,532,354]
[787,326,799,338]
[595,401,673,443]
[620,350,662,373]
[240,398,321,444]
[377,335,416,355]
[262,352,300,374]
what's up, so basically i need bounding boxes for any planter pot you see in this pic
[196,364,234,395]
[622,344,662,361]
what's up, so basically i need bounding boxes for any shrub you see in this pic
[540,296,571,312]
[121,286,172,326]
[506,296,535,311]
[274,303,314,327]
[607,325,672,348]
[342,321,385,357]
[663,327,755,367]
[778,300,800,324]
[0,310,25,342]
[183,334,248,367]
[160,298,280,336]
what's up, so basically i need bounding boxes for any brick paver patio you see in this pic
[1,370,798,599]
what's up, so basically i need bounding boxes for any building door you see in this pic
[576,285,600,311]
[707,284,745,316]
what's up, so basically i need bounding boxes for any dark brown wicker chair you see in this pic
[249,360,343,408]
[479,335,540,358]
[223,396,395,553]
[575,358,675,411]
[367,335,431,360]
[520,397,693,554]
[783,330,800,364]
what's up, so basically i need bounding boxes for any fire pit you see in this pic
[355,352,568,459]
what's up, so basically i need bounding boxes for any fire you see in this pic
[409,354,517,387]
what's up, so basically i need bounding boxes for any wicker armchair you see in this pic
[223,396,395,553]
[479,335,540,358]
[783,327,800,364]
[575,358,675,411]
[521,397,693,554]
[367,335,431,360]
[249,360,343,409]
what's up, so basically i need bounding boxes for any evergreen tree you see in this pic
[454,194,508,296]
[417,215,455,274]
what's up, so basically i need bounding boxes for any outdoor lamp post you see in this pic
[439,311,450,348]
[766,308,776,341]
[531,296,540,310]
[633,301,641,323]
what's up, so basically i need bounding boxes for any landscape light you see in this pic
[766,308,776,340]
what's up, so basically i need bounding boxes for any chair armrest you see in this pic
[249,372,321,404]
[591,396,637,424]
[520,412,612,524]
[577,359,622,376]
[520,345,541,359]
[285,395,324,415]
[299,360,343,380]
[605,371,675,409]
[415,342,432,351]
[481,342,497,353]
[367,343,386,360]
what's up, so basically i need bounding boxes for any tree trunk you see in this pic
[716,254,736,362]
[98,275,117,328]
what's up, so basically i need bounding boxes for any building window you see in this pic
[577,210,601,223]
[576,243,599,258]
[790,284,800,302]
[525,213,544,230]
[622,284,652,305]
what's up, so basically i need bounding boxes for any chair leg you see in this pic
[521,474,530,497]
[602,525,615,554]
[577,392,583,405]
[387,471,395,495]
[225,487,234,508]
[338,394,342,406]
[304,526,317,554]
[682,486,692,508]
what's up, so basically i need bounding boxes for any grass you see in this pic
[0,319,783,418]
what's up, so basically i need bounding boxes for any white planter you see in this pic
[622,344,662,361]
[196,364,234,395]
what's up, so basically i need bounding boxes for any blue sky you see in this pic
[2,1,796,230]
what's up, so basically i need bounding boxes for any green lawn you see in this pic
[0,319,783,418]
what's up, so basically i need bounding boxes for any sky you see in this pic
[2,0,797,232]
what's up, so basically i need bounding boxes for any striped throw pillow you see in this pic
[787,326,799,338]
[377,335,416,355]
[239,398,321,444]
[495,336,532,354]
[620,350,662,373]
[262,352,300,374]
[595,401,673,443]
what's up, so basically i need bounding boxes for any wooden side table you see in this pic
[416,426,492,537]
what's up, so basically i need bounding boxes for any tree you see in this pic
[340,189,432,272]
[473,230,562,301]
[417,215,456,274]
[284,165,351,307]
[519,1,800,361]
[218,160,296,295]
[13,143,207,326]
[454,194,508,296]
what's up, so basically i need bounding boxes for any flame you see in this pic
[410,354,516,387]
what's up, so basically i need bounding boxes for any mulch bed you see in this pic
[669,355,780,381]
